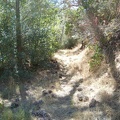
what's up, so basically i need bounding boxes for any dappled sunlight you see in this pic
[54,45,91,75]
[0,0,120,119]
[53,44,118,117]
[73,69,117,108]
[0,43,119,120]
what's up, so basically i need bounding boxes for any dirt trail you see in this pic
[2,45,119,120]
[26,44,118,120]
[29,45,89,120]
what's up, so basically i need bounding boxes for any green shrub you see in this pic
[1,108,13,120]
[14,106,31,120]
[89,45,103,71]
[0,102,4,112]
[63,38,78,49]
[14,108,25,120]
[0,107,31,120]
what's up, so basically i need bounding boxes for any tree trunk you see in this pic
[16,0,27,103]
[16,0,23,71]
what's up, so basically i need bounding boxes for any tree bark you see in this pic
[16,0,23,71]
[16,0,27,103]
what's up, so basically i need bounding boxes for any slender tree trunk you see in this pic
[16,0,23,70]
[16,0,27,102]
[60,25,64,42]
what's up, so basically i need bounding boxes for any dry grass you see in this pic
[53,44,119,119]
[0,44,119,120]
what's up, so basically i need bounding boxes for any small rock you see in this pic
[74,84,79,87]
[32,109,51,119]
[10,102,19,109]
[89,98,97,108]
[79,78,83,83]
[10,98,20,109]
[77,94,83,98]
[83,96,89,102]
[48,90,53,94]
[42,89,48,96]
[77,87,83,91]
[51,93,57,98]
[51,85,55,89]
[79,97,83,101]
[14,98,19,102]
[38,100,44,104]
[77,94,83,101]
[77,94,89,102]
[33,100,44,106]
[59,73,63,78]
[90,89,94,92]
[67,111,73,115]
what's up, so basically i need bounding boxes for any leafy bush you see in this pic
[63,38,78,49]
[0,0,61,79]
[1,108,13,120]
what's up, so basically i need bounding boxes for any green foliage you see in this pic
[81,0,94,9]
[0,0,61,78]
[64,8,85,38]
[0,107,31,120]
[63,38,78,49]
[89,0,119,22]
[0,102,4,112]
[1,87,16,99]
[89,45,103,71]
[14,108,26,120]
[65,21,73,36]
[0,0,118,78]
[21,0,61,66]
[1,108,14,120]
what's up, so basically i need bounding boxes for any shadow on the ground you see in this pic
[87,10,120,83]
[104,36,120,82]
[42,79,82,120]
